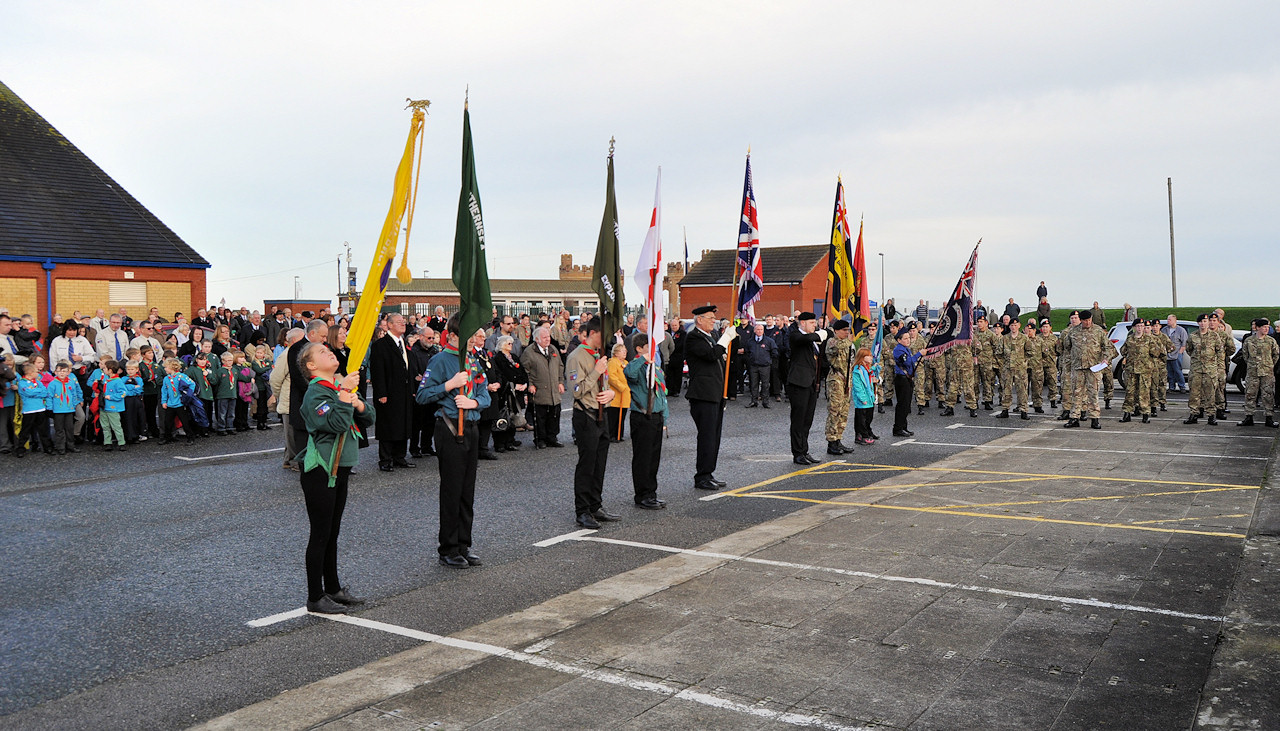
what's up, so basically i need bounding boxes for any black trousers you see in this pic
[478,418,494,452]
[747,363,770,403]
[854,407,874,439]
[378,437,407,467]
[123,396,146,441]
[234,399,249,430]
[409,403,437,455]
[630,410,664,503]
[773,355,789,397]
[533,404,560,446]
[665,358,684,396]
[163,405,195,441]
[606,405,626,441]
[893,374,913,433]
[572,409,610,515]
[143,393,160,437]
[688,397,724,483]
[51,412,75,452]
[300,465,350,601]
[435,418,477,557]
[17,411,51,453]
[786,383,819,457]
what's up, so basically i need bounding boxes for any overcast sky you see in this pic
[3,1,1277,312]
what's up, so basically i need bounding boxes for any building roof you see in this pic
[388,277,599,295]
[680,244,827,286]
[0,80,209,268]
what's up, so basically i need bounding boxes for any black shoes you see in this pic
[1034,406,1044,414]
[892,429,913,437]
[709,477,727,488]
[1141,414,1151,423]
[438,554,469,568]
[877,405,885,414]
[762,402,771,409]
[478,450,498,460]
[1268,417,1278,428]
[379,464,394,472]
[1184,413,1200,424]
[576,512,601,529]
[1090,418,1102,429]
[746,401,758,408]
[1207,414,1218,426]
[827,441,845,455]
[330,588,366,605]
[995,409,1009,418]
[983,402,994,411]
[306,595,350,614]
[1237,415,1254,426]
[1064,418,1080,428]
[409,451,423,459]
[463,550,482,566]
[792,454,821,465]
[969,409,979,418]
[1020,411,1030,421]
[394,460,417,468]
[1104,399,1111,410]
[593,508,621,522]
[546,440,564,448]
[1050,400,1057,408]
[917,407,925,416]
[1120,413,1132,423]
[635,498,667,510]
[941,406,955,416]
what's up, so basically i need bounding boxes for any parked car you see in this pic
[1108,320,1244,392]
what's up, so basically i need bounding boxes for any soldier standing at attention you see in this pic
[1062,309,1110,429]
[1025,320,1042,412]
[973,317,1001,411]
[1184,313,1224,425]
[914,322,946,414]
[1032,319,1060,412]
[878,320,900,414]
[1238,318,1278,428]
[942,338,979,418]
[684,305,736,490]
[1212,311,1236,420]
[1056,311,1080,419]
[1148,319,1175,412]
[824,320,855,455]
[997,319,1032,419]
[565,317,620,529]
[787,312,829,465]
[892,328,922,437]
[1119,319,1155,423]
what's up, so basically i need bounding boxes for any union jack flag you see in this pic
[735,156,764,322]
[923,240,981,360]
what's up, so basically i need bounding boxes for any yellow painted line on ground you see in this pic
[931,485,1258,511]
[795,461,1258,491]
[715,459,846,498]
[741,493,1249,539]
[749,477,1049,495]
[1129,513,1251,526]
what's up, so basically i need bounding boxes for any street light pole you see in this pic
[1167,177,1178,308]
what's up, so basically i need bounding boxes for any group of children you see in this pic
[1,342,277,457]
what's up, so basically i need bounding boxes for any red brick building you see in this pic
[678,244,829,318]
[0,80,208,328]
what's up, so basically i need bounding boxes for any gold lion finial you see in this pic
[404,98,431,113]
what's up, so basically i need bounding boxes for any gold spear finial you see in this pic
[609,136,615,157]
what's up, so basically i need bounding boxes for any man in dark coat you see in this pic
[663,318,686,397]
[370,313,416,471]
[288,319,329,458]
[787,312,827,465]
[684,305,736,491]
[408,325,441,458]
[743,322,777,407]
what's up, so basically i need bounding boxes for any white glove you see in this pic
[717,327,736,348]
[816,329,829,342]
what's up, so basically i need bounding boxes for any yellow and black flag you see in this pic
[826,178,857,324]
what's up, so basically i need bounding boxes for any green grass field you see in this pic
[1029,307,1279,332]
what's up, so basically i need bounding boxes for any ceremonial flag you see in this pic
[452,101,493,341]
[923,240,981,359]
[850,218,870,334]
[826,178,856,324]
[633,168,665,368]
[735,155,764,322]
[592,145,625,343]
[869,307,885,380]
[346,108,425,372]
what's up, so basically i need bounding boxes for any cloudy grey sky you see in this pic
[3,1,1277,311]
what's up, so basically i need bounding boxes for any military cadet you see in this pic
[913,322,941,414]
[877,320,900,414]
[972,317,1001,410]
[1056,311,1080,419]
[997,319,1032,419]
[942,338,979,417]
[824,320,856,455]
[1025,320,1042,412]
[1061,308,1110,428]
[1119,319,1156,423]
[788,312,828,464]
[1238,318,1278,427]
[1211,312,1236,419]
[892,327,922,437]
[565,317,620,529]
[1148,318,1175,411]
[684,305,736,490]
[1184,313,1224,425]
[1031,319,1059,412]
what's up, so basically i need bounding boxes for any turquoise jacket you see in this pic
[623,356,669,421]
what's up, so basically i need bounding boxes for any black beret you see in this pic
[1254,318,1269,328]
[1078,310,1092,320]
[832,319,851,331]
[692,305,717,316]
[797,312,817,322]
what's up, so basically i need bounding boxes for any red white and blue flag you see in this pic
[923,240,981,360]
[735,155,764,322]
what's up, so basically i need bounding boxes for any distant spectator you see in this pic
[1036,281,1048,300]
[1003,298,1020,320]
[1035,297,1051,324]
[1162,315,1188,393]
[972,299,987,323]
[913,299,929,322]
[882,298,896,321]
[1090,302,1107,328]
[1123,303,1137,322]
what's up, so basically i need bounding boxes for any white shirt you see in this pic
[0,331,27,364]
[48,335,98,367]
[130,335,163,359]
[96,328,131,361]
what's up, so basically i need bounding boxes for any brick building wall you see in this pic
[678,262,828,319]
[0,260,206,328]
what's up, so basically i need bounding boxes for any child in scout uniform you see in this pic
[251,345,274,430]
[623,333,668,510]
[231,350,255,432]
[100,360,130,451]
[140,345,163,439]
[185,353,214,437]
[161,358,198,444]
[211,352,237,436]
[122,360,147,443]
[47,361,84,454]
[16,362,52,456]
[0,354,16,454]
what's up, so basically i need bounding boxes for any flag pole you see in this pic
[723,149,748,400]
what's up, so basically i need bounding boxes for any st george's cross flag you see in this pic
[735,155,764,323]
[923,240,981,360]
[633,168,665,368]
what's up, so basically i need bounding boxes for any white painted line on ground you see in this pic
[890,438,916,446]
[174,447,285,462]
[246,606,308,627]
[314,613,870,731]
[566,535,1229,623]
[699,490,731,501]
[894,441,1267,460]
[532,528,597,547]
[946,423,1053,432]
[943,422,1273,439]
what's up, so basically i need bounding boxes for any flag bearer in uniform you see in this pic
[684,305,736,490]
[787,312,828,464]
[823,320,855,455]
[565,317,619,529]
[624,333,668,510]
[416,312,491,568]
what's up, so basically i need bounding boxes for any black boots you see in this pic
[1020,411,1030,421]
[942,406,955,416]
[1141,413,1150,423]
[995,409,1009,418]
[1064,418,1080,428]
[1184,412,1200,424]
[1091,418,1101,429]
[1239,414,1255,427]
[1120,413,1132,423]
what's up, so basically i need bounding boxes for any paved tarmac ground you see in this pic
[1,386,1275,729]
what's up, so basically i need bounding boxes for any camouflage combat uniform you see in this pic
[973,327,1001,407]
[1187,328,1224,417]
[1032,330,1060,407]
[1120,331,1157,416]
[1215,324,1236,413]
[914,340,946,407]
[1062,323,1111,419]
[1242,334,1279,418]
[999,329,1032,412]
[824,335,855,442]
[1149,329,1174,409]
[1056,324,1077,415]
[944,342,978,410]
